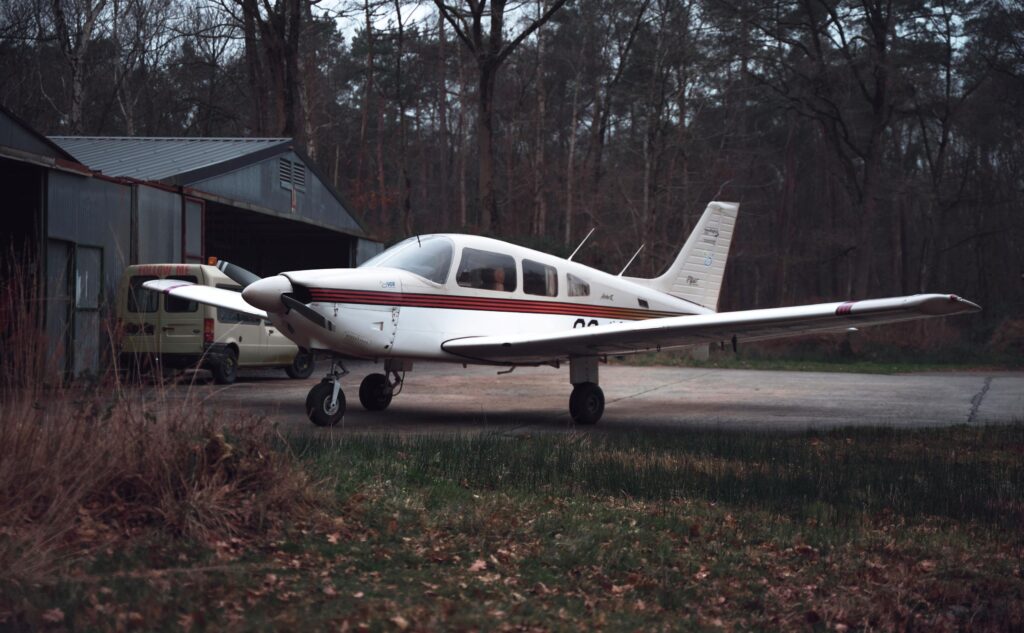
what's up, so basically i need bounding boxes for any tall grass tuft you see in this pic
[0,256,325,584]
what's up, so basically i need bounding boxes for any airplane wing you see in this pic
[441,294,980,364]
[142,279,269,320]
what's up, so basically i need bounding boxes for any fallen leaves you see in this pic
[41,608,64,624]
[468,559,487,573]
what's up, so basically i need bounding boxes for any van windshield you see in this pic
[359,235,453,284]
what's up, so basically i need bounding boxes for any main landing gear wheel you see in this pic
[306,381,345,427]
[359,373,393,411]
[569,382,605,425]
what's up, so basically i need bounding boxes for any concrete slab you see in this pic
[165,362,1024,435]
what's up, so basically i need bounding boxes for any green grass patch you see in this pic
[5,425,1023,630]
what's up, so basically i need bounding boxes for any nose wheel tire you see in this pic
[359,373,394,411]
[306,381,345,427]
[569,382,604,425]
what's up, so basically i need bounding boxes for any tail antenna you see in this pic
[617,243,645,276]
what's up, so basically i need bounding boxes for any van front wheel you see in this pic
[211,348,238,384]
[285,352,315,379]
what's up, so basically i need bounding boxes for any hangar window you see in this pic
[165,275,198,312]
[567,273,590,297]
[279,158,306,192]
[75,246,103,310]
[457,248,517,292]
[523,259,558,297]
[128,275,159,313]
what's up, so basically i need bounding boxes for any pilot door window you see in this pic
[523,259,558,297]
[456,248,517,292]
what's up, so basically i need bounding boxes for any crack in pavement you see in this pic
[606,370,718,405]
[967,376,993,424]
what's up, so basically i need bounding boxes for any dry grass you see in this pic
[0,260,326,585]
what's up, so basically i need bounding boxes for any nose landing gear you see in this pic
[306,359,349,427]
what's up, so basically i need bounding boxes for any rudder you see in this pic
[624,201,739,311]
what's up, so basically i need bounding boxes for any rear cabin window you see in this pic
[456,248,517,292]
[128,275,158,313]
[164,275,198,313]
[567,273,590,297]
[523,259,558,297]
[216,284,261,324]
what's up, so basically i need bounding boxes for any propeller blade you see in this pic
[281,294,327,329]
[216,260,261,289]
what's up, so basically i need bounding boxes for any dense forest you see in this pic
[1,0,1021,340]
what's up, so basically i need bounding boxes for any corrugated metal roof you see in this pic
[48,136,290,181]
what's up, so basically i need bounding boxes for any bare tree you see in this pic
[433,0,568,232]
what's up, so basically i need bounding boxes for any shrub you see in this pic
[0,258,326,584]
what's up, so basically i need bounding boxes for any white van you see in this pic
[116,263,314,383]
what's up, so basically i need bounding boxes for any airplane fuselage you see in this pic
[254,234,711,364]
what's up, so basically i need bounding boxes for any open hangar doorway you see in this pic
[203,201,357,277]
[0,157,44,269]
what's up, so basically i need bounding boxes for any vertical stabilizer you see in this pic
[623,201,739,311]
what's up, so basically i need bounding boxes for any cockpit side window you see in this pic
[359,235,453,284]
[523,259,558,297]
[456,248,517,292]
[567,273,590,297]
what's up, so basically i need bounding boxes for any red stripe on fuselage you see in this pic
[307,288,683,321]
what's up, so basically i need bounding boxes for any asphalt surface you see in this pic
[168,361,1024,435]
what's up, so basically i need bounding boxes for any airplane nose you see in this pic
[242,275,292,312]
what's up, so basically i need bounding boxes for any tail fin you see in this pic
[623,201,739,311]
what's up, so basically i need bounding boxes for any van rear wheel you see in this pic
[211,348,238,384]
[286,351,315,379]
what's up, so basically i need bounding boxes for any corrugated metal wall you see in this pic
[137,186,182,263]
[187,150,364,235]
[46,171,132,375]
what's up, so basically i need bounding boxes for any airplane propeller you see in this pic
[282,293,328,329]
[216,260,261,289]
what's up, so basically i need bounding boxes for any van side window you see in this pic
[567,273,590,297]
[165,275,198,313]
[456,248,517,292]
[523,259,558,297]
[128,275,158,313]
[216,284,261,324]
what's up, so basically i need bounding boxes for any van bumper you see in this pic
[119,344,230,371]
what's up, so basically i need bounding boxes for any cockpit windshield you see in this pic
[359,235,454,284]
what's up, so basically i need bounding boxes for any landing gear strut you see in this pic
[306,358,348,427]
[568,357,604,425]
[359,361,406,411]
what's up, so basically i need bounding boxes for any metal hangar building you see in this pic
[0,105,381,375]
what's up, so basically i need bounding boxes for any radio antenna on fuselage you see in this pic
[567,228,596,261]
[617,243,645,276]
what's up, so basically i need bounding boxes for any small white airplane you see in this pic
[145,201,980,426]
